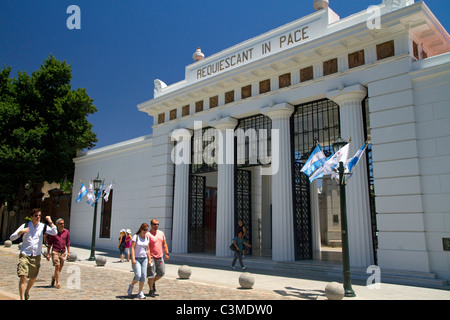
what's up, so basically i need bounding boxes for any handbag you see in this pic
[229,243,237,251]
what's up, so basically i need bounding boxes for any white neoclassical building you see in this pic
[70,0,450,283]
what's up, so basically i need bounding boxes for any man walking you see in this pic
[46,218,70,289]
[147,219,169,297]
[10,209,57,300]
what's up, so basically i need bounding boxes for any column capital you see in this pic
[327,84,367,106]
[261,102,294,120]
[211,116,238,131]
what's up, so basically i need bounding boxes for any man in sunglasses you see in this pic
[10,208,57,300]
[147,219,169,297]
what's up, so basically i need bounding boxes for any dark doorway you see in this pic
[204,186,217,253]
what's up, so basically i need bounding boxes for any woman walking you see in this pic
[127,223,151,299]
[231,231,252,270]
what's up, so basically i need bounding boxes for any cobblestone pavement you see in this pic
[0,248,300,301]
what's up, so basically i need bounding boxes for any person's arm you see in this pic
[162,236,169,261]
[147,243,152,266]
[46,243,52,261]
[66,232,71,259]
[130,239,136,265]
[45,216,57,235]
[233,238,239,251]
[10,223,26,241]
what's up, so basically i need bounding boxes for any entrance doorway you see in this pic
[204,186,217,253]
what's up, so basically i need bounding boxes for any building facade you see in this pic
[71,1,450,281]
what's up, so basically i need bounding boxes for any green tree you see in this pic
[0,55,97,210]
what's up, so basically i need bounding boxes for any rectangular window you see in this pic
[100,189,113,238]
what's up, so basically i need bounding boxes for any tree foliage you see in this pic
[0,55,97,206]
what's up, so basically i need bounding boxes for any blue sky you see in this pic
[1,0,449,149]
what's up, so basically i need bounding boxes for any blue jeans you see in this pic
[132,257,148,282]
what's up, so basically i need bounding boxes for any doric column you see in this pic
[211,117,238,257]
[261,102,295,261]
[327,84,374,267]
[170,128,192,253]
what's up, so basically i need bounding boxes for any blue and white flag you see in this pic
[94,181,104,204]
[75,182,88,203]
[86,181,95,207]
[301,144,327,177]
[346,142,368,173]
[310,143,350,182]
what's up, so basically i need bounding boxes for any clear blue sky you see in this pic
[1,0,449,149]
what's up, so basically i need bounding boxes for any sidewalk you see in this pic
[1,244,449,300]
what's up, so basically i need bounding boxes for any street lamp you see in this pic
[88,173,103,261]
[332,135,356,297]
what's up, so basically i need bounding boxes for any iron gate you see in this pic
[188,175,205,252]
[291,98,341,260]
[235,168,252,255]
[293,162,312,260]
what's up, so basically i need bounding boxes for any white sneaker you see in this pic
[127,284,133,296]
[137,291,146,299]
[231,266,236,270]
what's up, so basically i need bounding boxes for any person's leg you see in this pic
[19,276,27,300]
[25,277,36,298]
[237,251,244,267]
[232,251,239,267]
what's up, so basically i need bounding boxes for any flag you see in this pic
[301,144,327,177]
[75,182,88,203]
[346,142,368,173]
[86,181,95,206]
[103,182,113,202]
[310,143,350,182]
[94,181,104,205]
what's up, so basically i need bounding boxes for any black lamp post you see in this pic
[88,173,103,261]
[332,136,356,297]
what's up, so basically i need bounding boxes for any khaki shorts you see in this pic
[51,251,66,267]
[147,257,165,279]
[17,253,41,279]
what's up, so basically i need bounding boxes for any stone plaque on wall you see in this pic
[195,100,204,113]
[348,50,365,68]
[376,40,395,60]
[182,105,190,117]
[300,66,313,82]
[169,109,177,120]
[209,95,218,108]
[279,73,291,89]
[323,58,338,76]
[158,113,165,124]
[241,85,251,99]
[225,90,234,104]
[259,79,270,94]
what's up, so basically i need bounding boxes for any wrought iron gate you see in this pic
[293,162,312,260]
[235,169,252,255]
[291,98,341,260]
[188,175,205,252]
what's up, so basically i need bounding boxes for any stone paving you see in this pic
[0,247,299,301]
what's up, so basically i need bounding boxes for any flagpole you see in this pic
[338,159,356,297]
[88,173,103,261]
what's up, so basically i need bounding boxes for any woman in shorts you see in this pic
[127,223,151,299]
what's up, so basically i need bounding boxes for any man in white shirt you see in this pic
[10,208,57,300]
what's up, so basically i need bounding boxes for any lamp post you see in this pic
[333,136,356,297]
[88,173,103,261]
